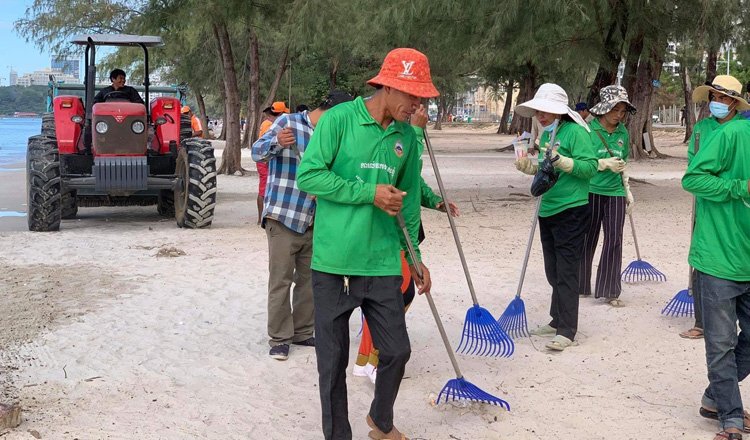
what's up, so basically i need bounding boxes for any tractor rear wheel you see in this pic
[27,135,61,231]
[41,112,56,137]
[61,189,78,219]
[180,114,192,143]
[174,139,217,228]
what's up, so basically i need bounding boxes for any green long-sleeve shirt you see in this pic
[588,119,629,197]
[412,126,444,209]
[682,116,750,281]
[538,121,598,217]
[687,113,745,163]
[297,97,422,276]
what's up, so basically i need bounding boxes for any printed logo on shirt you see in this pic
[361,162,396,178]
[618,138,624,148]
[394,140,404,157]
[554,141,561,150]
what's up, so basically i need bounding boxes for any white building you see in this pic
[663,41,680,75]
[9,67,18,86]
[16,68,78,87]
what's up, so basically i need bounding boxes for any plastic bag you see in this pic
[530,154,559,197]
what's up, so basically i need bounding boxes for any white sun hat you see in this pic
[515,83,591,132]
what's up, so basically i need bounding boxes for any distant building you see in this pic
[16,68,78,87]
[663,41,680,76]
[51,54,81,81]
[9,67,18,86]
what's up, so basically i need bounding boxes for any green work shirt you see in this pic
[588,119,629,197]
[297,97,422,276]
[412,126,444,210]
[688,113,745,163]
[682,116,750,281]
[537,121,599,217]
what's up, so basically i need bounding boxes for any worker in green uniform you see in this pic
[297,48,439,440]
[514,83,598,351]
[681,76,750,341]
[682,75,750,440]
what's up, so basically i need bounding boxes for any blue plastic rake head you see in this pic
[497,296,530,339]
[456,304,515,358]
[661,288,694,317]
[438,377,510,410]
[621,260,667,283]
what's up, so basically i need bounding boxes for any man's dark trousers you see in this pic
[312,270,410,440]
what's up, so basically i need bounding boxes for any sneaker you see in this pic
[292,337,315,347]
[269,344,289,360]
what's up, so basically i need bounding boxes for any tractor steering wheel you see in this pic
[103,90,131,102]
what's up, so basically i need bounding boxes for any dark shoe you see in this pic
[269,344,289,360]
[293,337,315,347]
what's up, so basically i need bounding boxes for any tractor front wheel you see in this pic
[174,139,217,228]
[27,135,62,231]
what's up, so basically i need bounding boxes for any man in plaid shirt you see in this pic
[252,90,353,361]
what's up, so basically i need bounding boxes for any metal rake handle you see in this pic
[423,130,479,306]
[516,197,542,297]
[291,144,302,160]
[628,214,642,261]
[397,213,463,379]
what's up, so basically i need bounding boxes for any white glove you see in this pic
[515,157,538,175]
[598,157,626,173]
[549,149,575,173]
[622,170,634,214]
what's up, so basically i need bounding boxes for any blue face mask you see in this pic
[542,119,559,132]
[709,101,732,119]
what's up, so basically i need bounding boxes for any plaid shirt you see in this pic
[251,111,316,233]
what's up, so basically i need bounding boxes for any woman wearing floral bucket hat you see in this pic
[679,75,750,342]
[298,47,438,440]
[578,85,636,308]
[678,74,750,440]
[513,83,598,351]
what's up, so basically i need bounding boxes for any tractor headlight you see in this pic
[71,115,83,124]
[95,121,108,134]
[131,121,145,134]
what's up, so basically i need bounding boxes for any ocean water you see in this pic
[0,117,42,169]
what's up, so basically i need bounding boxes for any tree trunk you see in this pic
[622,32,644,97]
[680,65,695,143]
[586,0,628,104]
[497,79,513,134]
[698,46,718,121]
[195,90,209,139]
[243,26,261,149]
[626,42,666,160]
[329,56,339,90]
[509,63,536,135]
[213,21,244,175]
[218,82,227,141]
[252,46,290,145]
[434,96,444,130]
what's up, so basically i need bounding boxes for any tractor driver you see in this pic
[93,69,145,105]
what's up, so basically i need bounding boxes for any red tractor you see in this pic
[27,34,217,231]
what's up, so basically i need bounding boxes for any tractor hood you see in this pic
[93,102,146,119]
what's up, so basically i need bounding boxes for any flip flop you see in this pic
[608,298,625,307]
[545,335,577,351]
[700,406,750,433]
[680,328,704,339]
[714,431,743,440]
[366,414,409,440]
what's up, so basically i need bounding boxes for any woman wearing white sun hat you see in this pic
[514,83,598,351]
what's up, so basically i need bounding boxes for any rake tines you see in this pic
[498,296,529,339]
[621,259,667,283]
[661,288,694,317]
[438,377,510,410]
[457,304,515,358]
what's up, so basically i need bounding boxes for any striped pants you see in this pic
[579,193,626,298]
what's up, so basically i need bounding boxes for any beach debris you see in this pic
[0,403,21,429]
[155,247,186,258]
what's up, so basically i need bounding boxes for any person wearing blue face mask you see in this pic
[679,75,750,344]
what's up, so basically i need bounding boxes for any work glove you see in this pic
[598,157,626,173]
[515,157,538,175]
[622,170,635,215]
[548,149,575,173]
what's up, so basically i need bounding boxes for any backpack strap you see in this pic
[594,130,616,158]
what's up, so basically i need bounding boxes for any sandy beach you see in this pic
[0,126,733,439]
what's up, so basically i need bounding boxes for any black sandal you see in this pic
[715,431,743,440]
[701,407,750,433]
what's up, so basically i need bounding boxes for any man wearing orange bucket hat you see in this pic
[298,48,438,440]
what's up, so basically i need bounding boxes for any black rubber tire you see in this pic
[157,189,175,216]
[61,190,78,219]
[174,139,217,228]
[41,112,56,137]
[180,114,192,143]
[27,135,61,231]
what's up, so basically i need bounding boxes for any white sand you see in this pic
[0,126,735,439]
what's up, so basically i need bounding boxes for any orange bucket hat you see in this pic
[367,48,439,98]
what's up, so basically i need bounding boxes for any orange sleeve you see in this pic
[191,116,203,132]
